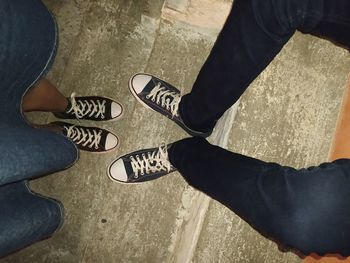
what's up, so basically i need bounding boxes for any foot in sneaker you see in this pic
[54,93,123,121]
[129,73,212,137]
[52,121,119,153]
[108,143,176,183]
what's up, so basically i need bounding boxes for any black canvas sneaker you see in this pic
[108,143,176,184]
[129,73,212,137]
[54,93,123,121]
[52,121,119,153]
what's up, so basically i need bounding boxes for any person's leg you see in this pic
[22,78,68,113]
[169,137,350,256]
[108,136,350,254]
[180,0,350,132]
[22,79,68,112]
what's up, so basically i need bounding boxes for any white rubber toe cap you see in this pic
[109,159,128,182]
[105,133,119,151]
[131,74,152,94]
[111,102,122,118]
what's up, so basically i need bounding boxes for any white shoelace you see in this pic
[146,82,181,117]
[68,92,107,119]
[64,125,102,149]
[130,144,172,178]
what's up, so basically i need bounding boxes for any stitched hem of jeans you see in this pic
[167,142,177,168]
[23,181,66,234]
[0,132,79,186]
[178,98,215,134]
[60,133,80,170]
[0,138,79,187]
[52,198,65,234]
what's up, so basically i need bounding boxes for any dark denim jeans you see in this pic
[172,0,350,256]
[180,0,350,132]
[0,0,78,257]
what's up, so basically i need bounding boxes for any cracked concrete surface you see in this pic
[2,0,350,262]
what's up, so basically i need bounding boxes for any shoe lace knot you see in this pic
[68,93,107,119]
[130,143,172,178]
[146,82,181,117]
[64,125,102,149]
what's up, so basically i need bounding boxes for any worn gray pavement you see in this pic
[2,0,350,262]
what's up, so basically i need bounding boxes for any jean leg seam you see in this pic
[23,181,65,233]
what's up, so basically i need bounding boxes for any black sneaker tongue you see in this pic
[143,79,157,93]
[103,100,111,119]
[98,130,107,149]
[124,159,135,178]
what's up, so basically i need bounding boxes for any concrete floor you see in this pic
[2,0,350,262]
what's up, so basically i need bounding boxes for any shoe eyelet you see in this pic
[134,174,139,178]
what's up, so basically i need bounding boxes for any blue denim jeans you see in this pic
[172,0,350,256]
[0,0,78,257]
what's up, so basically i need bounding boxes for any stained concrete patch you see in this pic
[163,0,231,32]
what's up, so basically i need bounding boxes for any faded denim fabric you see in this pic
[0,0,78,257]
